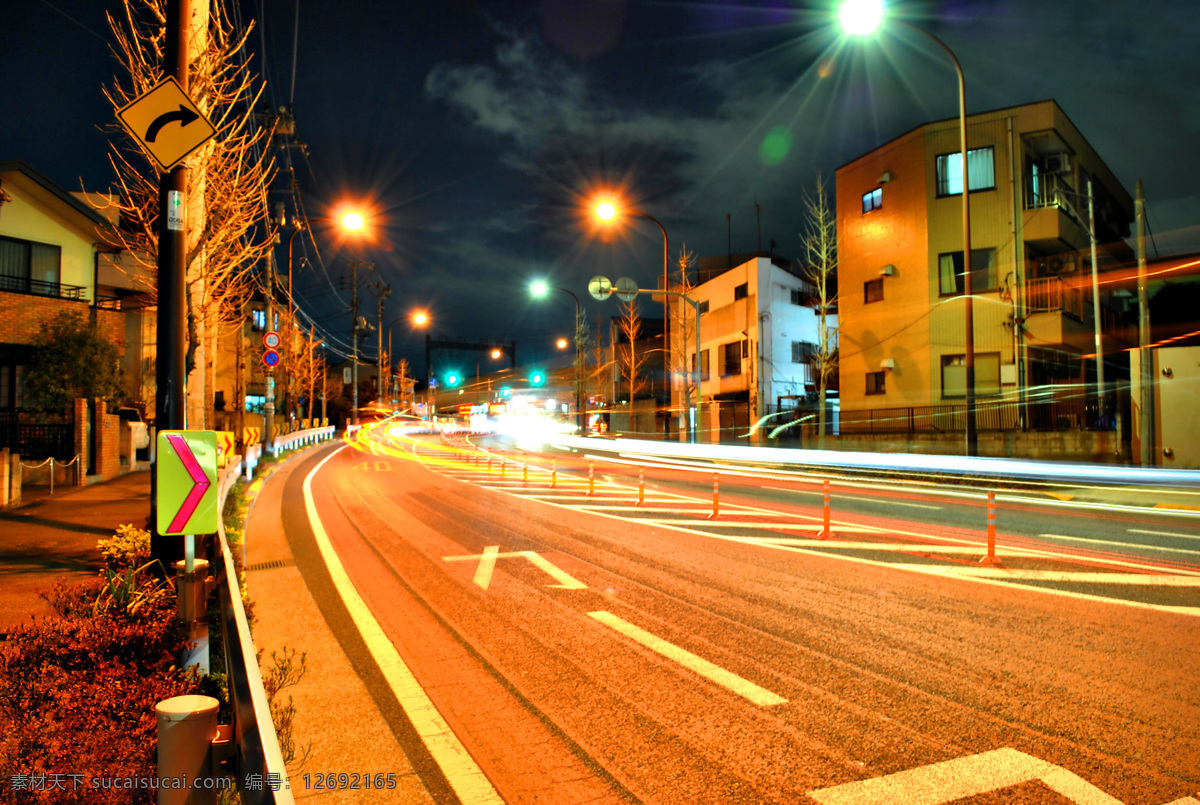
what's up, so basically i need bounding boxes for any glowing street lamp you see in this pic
[840,0,978,456]
[556,337,569,350]
[591,197,680,438]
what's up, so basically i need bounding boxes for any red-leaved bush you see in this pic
[0,576,198,804]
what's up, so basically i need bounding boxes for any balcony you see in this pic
[0,274,86,300]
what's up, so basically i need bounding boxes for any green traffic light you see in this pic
[501,386,512,397]
[447,374,459,386]
[530,372,544,386]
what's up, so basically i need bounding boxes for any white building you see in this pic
[671,254,837,443]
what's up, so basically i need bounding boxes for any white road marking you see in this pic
[766,486,942,510]
[1128,528,1200,542]
[443,549,588,590]
[1041,533,1200,556]
[587,611,786,707]
[808,747,1121,805]
[303,447,504,805]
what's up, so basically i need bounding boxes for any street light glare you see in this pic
[556,338,569,350]
[840,0,884,35]
[342,212,365,231]
[412,310,429,326]
[595,201,617,221]
[530,280,549,297]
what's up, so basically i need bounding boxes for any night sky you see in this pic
[5,0,1199,374]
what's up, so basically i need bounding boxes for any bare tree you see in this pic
[671,243,699,431]
[93,0,276,429]
[615,298,648,424]
[800,173,839,448]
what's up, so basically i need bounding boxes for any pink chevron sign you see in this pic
[156,431,218,536]
[165,433,212,533]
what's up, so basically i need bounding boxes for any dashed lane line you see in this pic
[1128,528,1200,542]
[586,611,787,707]
[1042,533,1200,556]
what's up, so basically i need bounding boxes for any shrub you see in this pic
[96,524,150,570]
[0,573,197,804]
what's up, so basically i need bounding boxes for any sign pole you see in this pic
[150,0,191,574]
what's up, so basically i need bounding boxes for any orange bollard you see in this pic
[821,479,831,540]
[981,490,1000,565]
[488,454,493,472]
[588,460,595,496]
[708,471,719,519]
[552,457,557,488]
[637,466,645,506]
[523,460,528,483]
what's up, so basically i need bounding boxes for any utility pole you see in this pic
[263,249,276,453]
[350,261,361,425]
[374,281,391,408]
[1136,179,1153,465]
[150,0,190,570]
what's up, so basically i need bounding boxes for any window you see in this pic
[698,299,710,315]
[734,282,748,301]
[245,394,267,413]
[938,248,997,296]
[936,146,995,196]
[941,353,1001,398]
[0,236,62,296]
[792,341,816,363]
[691,350,711,381]
[251,309,267,332]
[721,341,742,376]
[864,278,884,304]
[862,187,882,213]
[790,288,803,306]
[866,371,886,395]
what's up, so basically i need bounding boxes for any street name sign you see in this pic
[156,430,218,536]
[116,77,216,171]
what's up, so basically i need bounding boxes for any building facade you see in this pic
[835,99,1134,453]
[671,255,837,443]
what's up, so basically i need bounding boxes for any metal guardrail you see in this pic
[208,427,340,804]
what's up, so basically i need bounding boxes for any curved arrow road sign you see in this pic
[116,77,216,171]
[156,430,218,536]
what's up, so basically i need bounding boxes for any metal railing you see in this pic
[0,274,86,299]
[838,391,1105,434]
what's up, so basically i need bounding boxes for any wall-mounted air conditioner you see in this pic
[880,358,895,370]
[879,264,895,276]
[1045,153,1071,174]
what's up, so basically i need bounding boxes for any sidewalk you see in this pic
[0,469,151,634]
[0,448,435,803]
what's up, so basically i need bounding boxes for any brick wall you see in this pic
[0,294,126,355]
[95,400,120,480]
[73,397,88,477]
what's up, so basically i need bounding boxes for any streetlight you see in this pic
[386,309,430,410]
[592,198,677,439]
[530,280,585,433]
[276,207,368,443]
[841,0,978,456]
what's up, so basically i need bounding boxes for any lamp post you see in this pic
[594,200,683,440]
[531,281,585,434]
[386,310,430,410]
[841,0,978,455]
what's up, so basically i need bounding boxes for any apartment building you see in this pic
[835,99,1134,456]
[671,254,836,443]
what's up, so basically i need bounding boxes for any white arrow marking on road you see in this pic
[444,548,587,590]
[808,747,1124,805]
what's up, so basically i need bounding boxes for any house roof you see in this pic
[0,160,109,229]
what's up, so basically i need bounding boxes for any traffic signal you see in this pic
[530,371,545,386]
[447,373,460,387]
[500,386,512,397]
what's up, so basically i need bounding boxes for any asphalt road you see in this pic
[279,428,1200,804]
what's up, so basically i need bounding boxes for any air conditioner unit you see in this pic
[879,264,895,276]
[880,358,895,370]
[877,171,893,184]
[1045,153,1071,174]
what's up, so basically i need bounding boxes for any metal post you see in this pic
[156,695,221,805]
[1136,179,1153,465]
[1087,178,1106,426]
[709,471,719,519]
[981,490,999,565]
[821,479,831,540]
